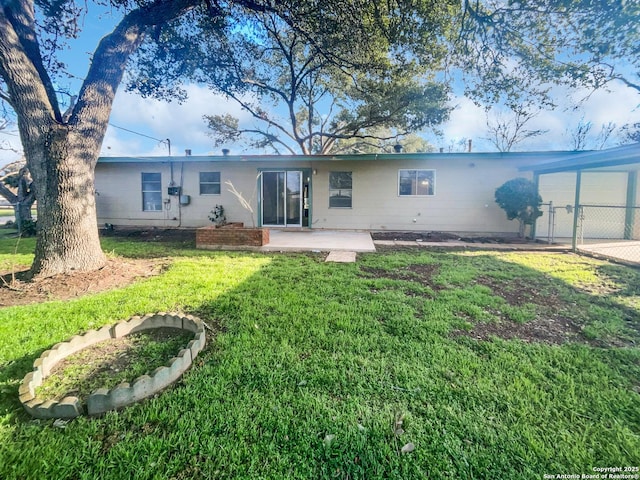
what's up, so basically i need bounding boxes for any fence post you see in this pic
[572,171,582,252]
[547,201,554,244]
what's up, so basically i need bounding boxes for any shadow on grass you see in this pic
[0,248,639,479]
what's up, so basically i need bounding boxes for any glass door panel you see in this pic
[262,171,285,226]
[261,171,302,227]
[286,171,302,226]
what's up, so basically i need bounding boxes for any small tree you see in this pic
[494,178,543,238]
[0,160,36,235]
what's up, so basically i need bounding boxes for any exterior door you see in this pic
[261,171,302,227]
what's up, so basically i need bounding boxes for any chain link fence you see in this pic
[575,205,640,265]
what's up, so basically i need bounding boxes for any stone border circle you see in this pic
[19,313,206,419]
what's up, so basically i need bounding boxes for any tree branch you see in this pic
[70,0,200,160]
[0,0,61,120]
[0,178,17,204]
[0,86,14,108]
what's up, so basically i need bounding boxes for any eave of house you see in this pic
[519,143,640,175]
[97,150,586,165]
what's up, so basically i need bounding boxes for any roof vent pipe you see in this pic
[185,149,192,156]
[468,139,472,153]
[393,144,403,153]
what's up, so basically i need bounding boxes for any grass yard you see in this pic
[0,234,639,479]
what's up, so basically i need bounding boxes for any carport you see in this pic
[521,143,640,265]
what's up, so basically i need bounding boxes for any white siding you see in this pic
[96,156,534,234]
[311,159,529,233]
[96,161,312,227]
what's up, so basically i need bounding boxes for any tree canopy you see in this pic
[128,8,453,155]
[454,0,640,107]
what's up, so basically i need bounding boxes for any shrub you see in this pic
[495,178,543,237]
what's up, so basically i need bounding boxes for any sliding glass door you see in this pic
[261,171,302,227]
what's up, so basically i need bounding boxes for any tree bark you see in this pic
[29,126,106,275]
[0,0,199,277]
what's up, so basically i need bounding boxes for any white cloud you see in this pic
[436,82,640,152]
[103,84,255,157]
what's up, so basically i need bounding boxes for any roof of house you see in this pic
[97,150,587,165]
[519,143,640,175]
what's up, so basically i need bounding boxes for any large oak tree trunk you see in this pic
[29,128,105,276]
[1,0,199,277]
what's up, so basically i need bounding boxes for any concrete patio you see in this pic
[261,229,376,252]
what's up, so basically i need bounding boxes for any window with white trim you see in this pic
[141,172,162,211]
[398,169,435,196]
[329,171,352,208]
[199,172,221,195]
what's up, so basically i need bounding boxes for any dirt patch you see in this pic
[0,258,167,308]
[361,264,628,347]
[371,231,532,244]
[474,276,563,307]
[101,227,196,244]
[371,231,460,242]
[360,263,443,290]
[451,316,599,346]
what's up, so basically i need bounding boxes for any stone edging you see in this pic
[19,313,206,419]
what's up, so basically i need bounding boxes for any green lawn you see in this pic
[0,235,639,479]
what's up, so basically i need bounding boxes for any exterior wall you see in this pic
[96,155,535,234]
[312,158,530,234]
[96,161,301,228]
[537,171,629,239]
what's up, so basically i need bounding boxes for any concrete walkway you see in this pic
[577,240,640,266]
[261,229,376,252]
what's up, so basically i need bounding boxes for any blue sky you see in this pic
[1,6,639,165]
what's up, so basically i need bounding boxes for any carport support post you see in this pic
[531,173,540,239]
[624,171,637,240]
[571,171,582,252]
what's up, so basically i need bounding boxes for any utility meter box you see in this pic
[168,186,181,196]
[179,194,191,206]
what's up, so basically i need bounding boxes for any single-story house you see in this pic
[95,144,640,237]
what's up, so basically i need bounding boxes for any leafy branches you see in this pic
[495,178,543,238]
[455,0,640,108]
[194,12,451,154]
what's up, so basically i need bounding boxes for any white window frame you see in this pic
[199,171,221,195]
[398,169,436,197]
[329,171,353,208]
[141,172,162,211]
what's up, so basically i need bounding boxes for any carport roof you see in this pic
[519,143,640,175]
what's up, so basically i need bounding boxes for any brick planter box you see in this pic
[196,224,269,248]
